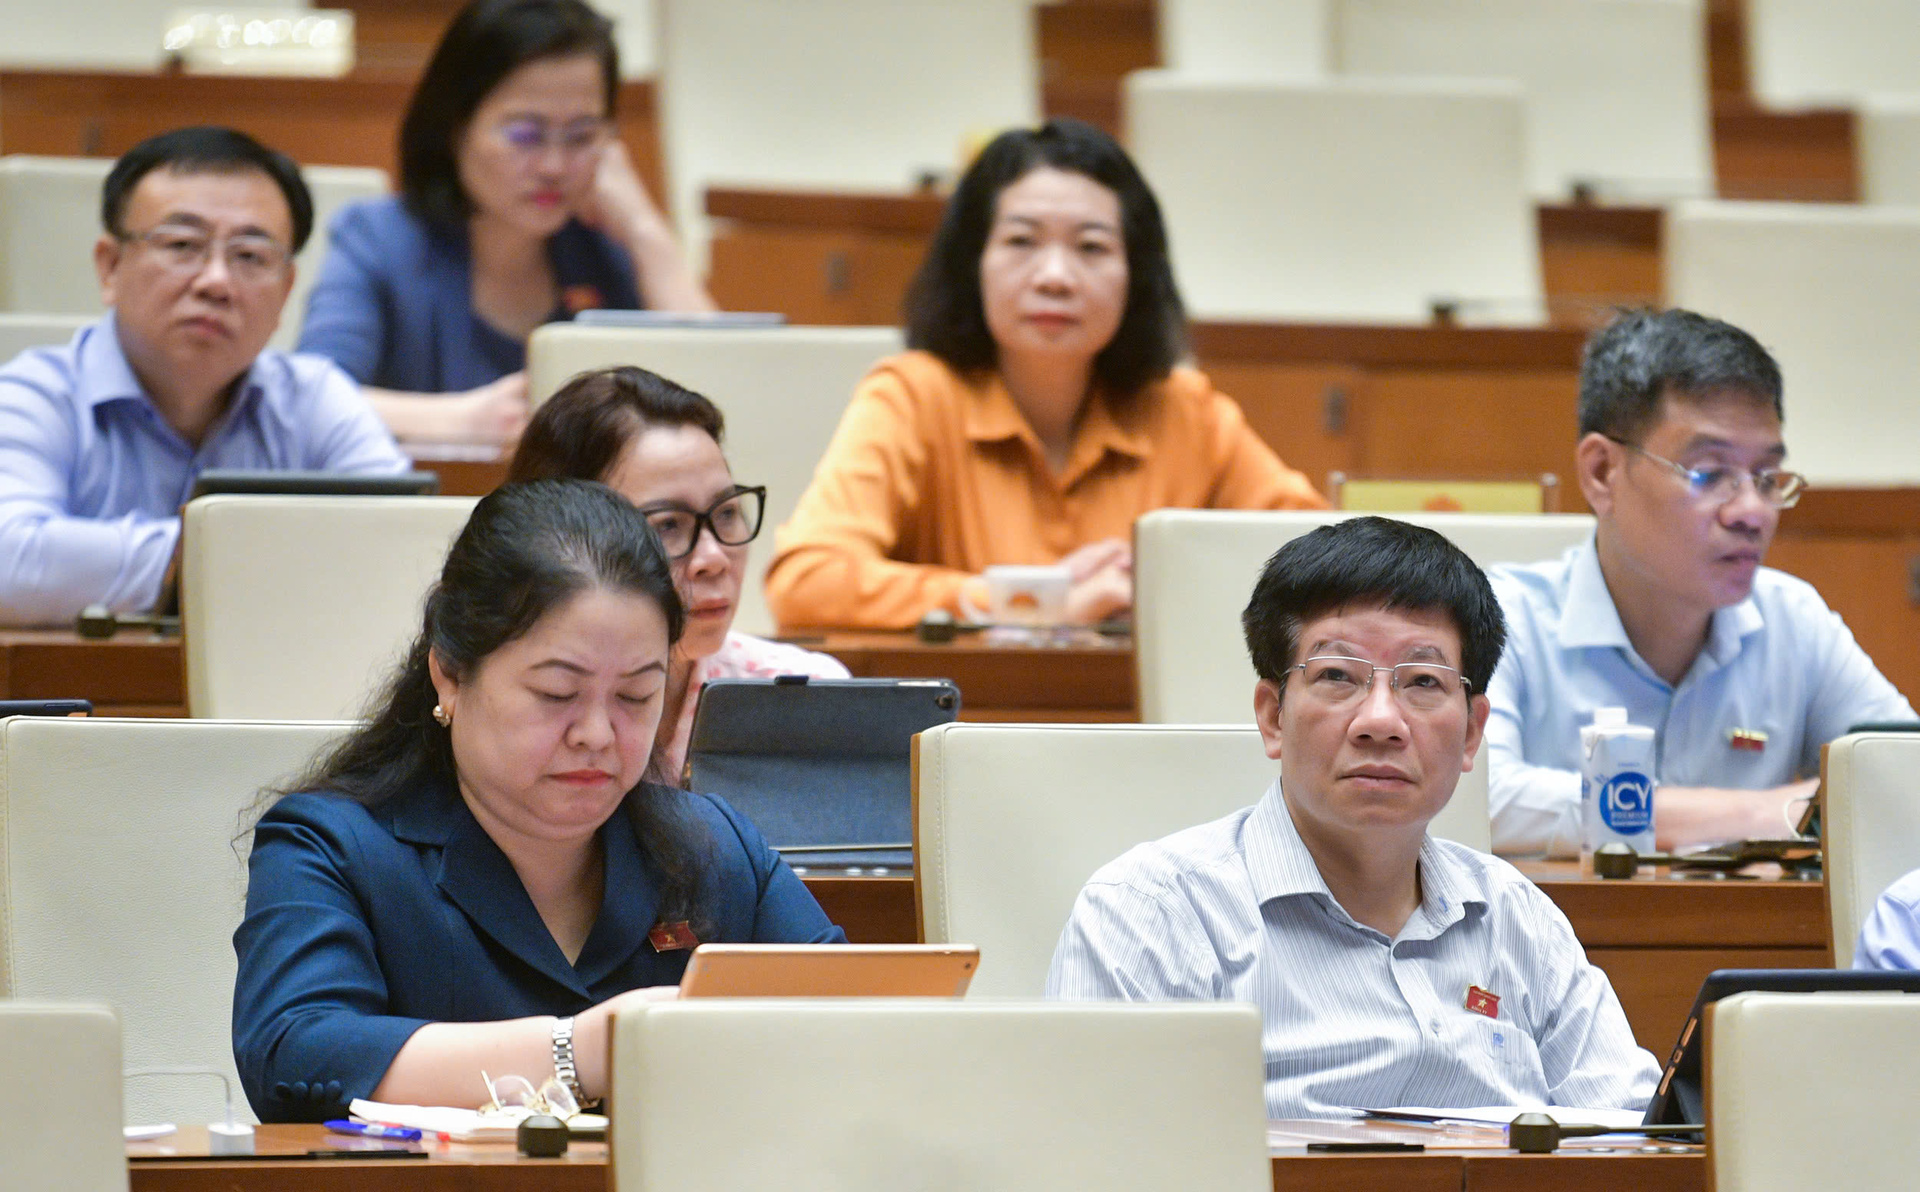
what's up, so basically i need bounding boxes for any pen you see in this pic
[1306,1142,1426,1153]
[304,1149,429,1160]
[324,1120,423,1141]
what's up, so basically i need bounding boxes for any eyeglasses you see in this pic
[479,1070,580,1121]
[1287,655,1472,713]
[494,116,612,160]
[1604,436,1806,509]
[117,224,290,283]
[638,485,766,559]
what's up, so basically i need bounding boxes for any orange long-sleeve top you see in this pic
[764,350,1327,629]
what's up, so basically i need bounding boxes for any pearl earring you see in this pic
[432,704,451,727]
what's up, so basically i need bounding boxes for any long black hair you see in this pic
[399,0,619,229]
[273,479,710,923]
[902,117,1188,401]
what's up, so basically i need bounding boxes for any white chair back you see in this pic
[0,312,91,362]
[1125,72,1540,322]
[1335,0,1713,201]
[0,1002,126,1192]
[1134,509,1594,724]
[0,155,384,348]
[0,717,350,1127]
[1746,0,1920,108]
[913,721,1490,998]
[1666,200,1920,485]
[656,0,1038,267]
[1160,0,1331,78]
[526,323,900,635]
[1708,990,1920,1191]
[1822,731,1920,967]
[609,999,1271,1192]
[182,495,477,719]
[1860,94,1920,205]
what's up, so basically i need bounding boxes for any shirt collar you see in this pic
[78,310,270,429]
[962,371,1153,485]
[1244,778,1486,939]
[1554,536,1766,665]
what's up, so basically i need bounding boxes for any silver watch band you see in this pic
[551,1015,586,1106]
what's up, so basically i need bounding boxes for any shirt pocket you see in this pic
[1477,1016,1535,1071]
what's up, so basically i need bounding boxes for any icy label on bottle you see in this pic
[1599,770,1654,834]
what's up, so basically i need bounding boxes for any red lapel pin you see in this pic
[1466,985,1500,1019]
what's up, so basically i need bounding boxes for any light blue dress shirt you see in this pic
[1486,540,1914,856]
[1855,867,1920,971]
[0,314,409,624]
[1046,779,1659,1120]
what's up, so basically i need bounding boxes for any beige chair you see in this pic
[1860,94,1920,205]
[0,154,385,348]
[1822,731,1920,967]
[1160,0,1332,78]
[182,495,477,719]
[1666,200,1920,486]
[913,721,1491,998]
[0,1002,126,1192]
[0,312,91,362]
[1746,0,1920,108]
[526,323,901,635]
[0,716,350,1127]
[656,0,1038,267]
[1335,0,1713,201]
[1133,509,1595,725]
[1708,990,1920,1190]
[1125,71,1540,323]
[609,999,1270,1191]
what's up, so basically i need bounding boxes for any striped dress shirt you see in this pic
[1046,779,1660,1120]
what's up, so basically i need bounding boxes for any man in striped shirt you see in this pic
[1047,517,1659,1119]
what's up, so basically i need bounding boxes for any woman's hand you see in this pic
[571,983,681,1099]
[575,140,717,313]
[1061,538,1133,625]
[452,371,531,446]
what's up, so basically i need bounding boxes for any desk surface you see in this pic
[128,1122,1702,1192]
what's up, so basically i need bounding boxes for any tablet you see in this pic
[678,944,979,998]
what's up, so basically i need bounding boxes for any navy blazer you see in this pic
[295,197,642,393]
[232,779,843,1121]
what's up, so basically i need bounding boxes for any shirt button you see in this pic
[1431,1021,1441,1036]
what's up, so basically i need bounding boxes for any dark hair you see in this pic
[102,126,314,252]
[1579,307,1785,442]
[399,0,618,229]
[275,479,709,924]
[902,117,1187,399]
[508,366,725,485]
[1242,516,1507,698]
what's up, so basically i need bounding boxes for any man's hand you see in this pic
[1653,777,1821,851]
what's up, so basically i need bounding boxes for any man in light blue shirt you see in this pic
[1048,517,1658,1120]
[0,127,407,625]
[1485,309,1913,856]
[1856,868,1920,971]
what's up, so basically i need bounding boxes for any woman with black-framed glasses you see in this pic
[507,366,848,783]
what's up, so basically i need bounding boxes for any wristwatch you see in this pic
[551,1015,587,1108]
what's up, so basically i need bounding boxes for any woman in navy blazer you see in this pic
[233,480,842,1122]
[297,0,712,446]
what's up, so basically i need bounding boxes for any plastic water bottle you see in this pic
[1579,707,1657,874]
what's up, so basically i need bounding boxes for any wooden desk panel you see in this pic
[810,631,1137,722]
[0,629,183,717]
[128,1124,1699,1191]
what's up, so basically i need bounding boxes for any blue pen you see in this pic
[325,1119,423,1141]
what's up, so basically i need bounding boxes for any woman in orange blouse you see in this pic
[764,118,1325,630]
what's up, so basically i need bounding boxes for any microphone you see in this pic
[1507,1112,1704,1153]
[75,604,180,639]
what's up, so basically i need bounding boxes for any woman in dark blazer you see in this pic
[232,480,841,1122]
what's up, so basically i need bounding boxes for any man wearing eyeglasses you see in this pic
[1485,308,1914,857]
[0,126,407,625]
[1049,517,1659,1119]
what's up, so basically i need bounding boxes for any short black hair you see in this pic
[400,0,618,229]
[902,117,1187,400]
[1242,516,1506,698]
[507,365,726,486]
[101,126,314,252]
[1579,307,1784,442]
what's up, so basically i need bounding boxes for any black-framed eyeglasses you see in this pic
[1603,436,1806,509]
[638,486,766,559]
[1286,655,1472,713]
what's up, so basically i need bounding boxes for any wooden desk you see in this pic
[129,1122,1700,1191]
[0,629,182,717]
[817,865,1829,1052]
[806,630,1137,723]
